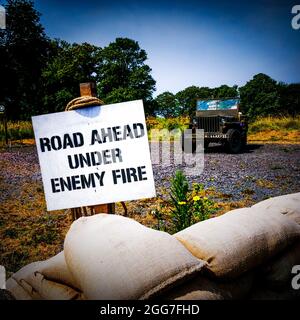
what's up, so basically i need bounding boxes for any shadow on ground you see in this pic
[205,143,263,154]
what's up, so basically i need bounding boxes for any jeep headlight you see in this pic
[220,117,226,125]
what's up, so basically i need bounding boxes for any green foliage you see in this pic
[176,86,209,117]
[191,183,217,221]
[278,83,300,117]
[239,73,281,118]
[146,116,189,141]
[169,170,193,232]
[41,40,101,113]
[0,121,33,142]
[154,91,179,117]
[0,0,51,120]
[248,116,300,133]
[167,170,216,232]
[214,84,238,99]
[97,38,156,115]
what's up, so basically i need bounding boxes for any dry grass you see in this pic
[248,116,300,144]
[0,176,70,276]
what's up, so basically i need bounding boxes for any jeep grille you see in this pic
[197,116,220,132]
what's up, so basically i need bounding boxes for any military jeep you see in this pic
[182,98,248,153]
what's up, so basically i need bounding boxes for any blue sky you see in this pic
[20,1,300,94]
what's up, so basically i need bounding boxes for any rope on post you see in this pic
[65,96,104,111]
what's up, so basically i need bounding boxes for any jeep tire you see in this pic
[225,128,243,153]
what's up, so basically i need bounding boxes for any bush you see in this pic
[146,117,189,131]
[248,116,300,133]
[154,170,217,233]
[0,121,34,142]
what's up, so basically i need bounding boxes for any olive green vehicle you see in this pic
[182,98,248,153]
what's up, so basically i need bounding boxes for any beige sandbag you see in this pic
[6,253,84,300]
[175,208,300,279]
[6,276,43,300]
[162,273,254,300]
[64,214,206,300]
[251,193,300,224]
[6,278,33,300]
[7,270,83,300]
[25,272,82,300]
[38,251,79,289]
[260,241,300,288]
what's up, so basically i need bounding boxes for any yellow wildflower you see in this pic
[193,196,200,201]
[178,201,186,205]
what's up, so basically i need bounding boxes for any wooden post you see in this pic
[80,82,115,215]
[0,105,8,146]
[80,82,97,97]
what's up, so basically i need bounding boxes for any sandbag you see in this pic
[64,214,206,300]
[174,208,300,279]
[251,193,300,224]
[38,251,79,289]
[6,253,84,300]
[5,278,31,300]
[162,273,254,300]
[260,241,300,288]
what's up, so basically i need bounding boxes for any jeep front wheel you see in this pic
[225,129,243,153]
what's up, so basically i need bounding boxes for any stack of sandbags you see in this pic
[171,207,300,299]
[63,214,206,300]
[5,192,300,300]
[6,214,206,300]
[6,252,84,300]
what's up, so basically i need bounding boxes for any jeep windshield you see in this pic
[196,99,240,111]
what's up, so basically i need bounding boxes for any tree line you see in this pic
[154,75,300,119]
[0,0,299,121]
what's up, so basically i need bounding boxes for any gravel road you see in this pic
[1,143,300,206]
[151,142,300,202]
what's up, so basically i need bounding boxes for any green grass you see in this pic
[249,116,300,133]
[0,121,34,142]
[1,116,299,144]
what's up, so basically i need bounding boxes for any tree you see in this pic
[154,91,179,117]
[278,82,300,117]
[41,40,101,113]
[0,0,50,119]
[239,73,281,118]
[213,85,238,99]
[176,86,213,117]
[96,38,156,114]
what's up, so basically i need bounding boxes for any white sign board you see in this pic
[32,100,156,211]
